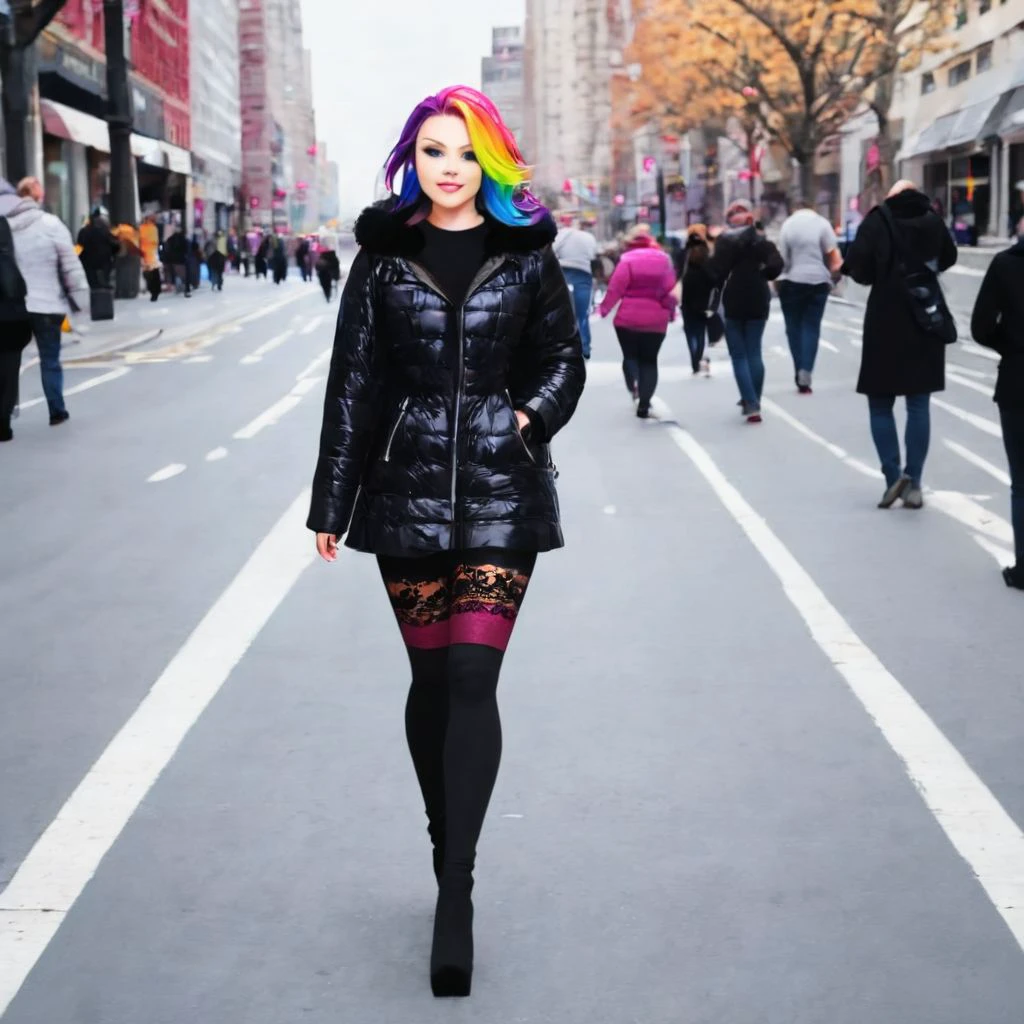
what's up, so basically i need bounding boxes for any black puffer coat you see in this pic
[307,203,586,556]
[843,189,957,396]
[971,239,1024,410]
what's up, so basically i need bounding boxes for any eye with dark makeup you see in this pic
[462,152,478,163]
[423,146,443,158]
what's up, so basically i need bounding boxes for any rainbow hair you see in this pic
[383,85,547,226]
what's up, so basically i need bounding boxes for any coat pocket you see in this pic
[382,397,410,462]
[506,390,536,463]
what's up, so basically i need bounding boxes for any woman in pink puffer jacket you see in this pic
[598,223,679,418]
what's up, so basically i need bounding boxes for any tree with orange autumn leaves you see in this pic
[627,0,953,199]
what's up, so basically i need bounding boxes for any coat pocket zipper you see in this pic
[382,397,410,462]
[506,390,536,463]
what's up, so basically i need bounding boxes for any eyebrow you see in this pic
[421,138,473,150]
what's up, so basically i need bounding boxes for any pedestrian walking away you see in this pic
[843,180,957,510]
[678,224,716,377]
[307,85,584,999]
[271,237,288,284]
[206,232,227,292]
[0,178,33,442]
[777,201,842,393]
[163,225,191,297]
[1,176,89,431]
[553,213,598,359]
[597,222,678,418]
[970,214,1024,590]
[140,213,162,302]
[255,235,270,279]
[315,248,341,301]
[709,199,784,423]
[76,207,118,290]
[296,236,312,282]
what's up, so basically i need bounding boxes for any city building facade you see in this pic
[190,0,242,234]
[36,0,192,231]
[481,26,524,140]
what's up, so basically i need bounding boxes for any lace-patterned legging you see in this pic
[376,548,537,883]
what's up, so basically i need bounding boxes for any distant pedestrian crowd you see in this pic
[0,172,345,446]
[555,182,1024,592]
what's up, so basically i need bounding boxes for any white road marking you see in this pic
[650,394,1024,953]
[974,534,1016,567]
[760,398,879,478]
[943,439,1011,486]
[849,337,863,349]
[291,376,322,396]
[17,367,131,411]
[946,263,985,278]
[603,504,617,515]
[822,318,861,335]
[948,369,995,398]
[960,341,1000,363]
[0,489,315,1016]
[300,315,325,335]
[146,463,187,483]
[948,364,994,381]
[240,329,295,364]
[820,339,840,353]
[184,355,214,364]
[297,348,331,380]
[205,447,229,462]
[235,290,311,326]
[933,397,1002,438]
[770,344,787,358]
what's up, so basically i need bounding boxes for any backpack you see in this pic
[0,215,28,316]
[880,205,956,345]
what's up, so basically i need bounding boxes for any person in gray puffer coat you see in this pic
[0,177,89,426]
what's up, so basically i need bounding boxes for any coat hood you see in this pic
[0,178,24,219]
[885,188,932,222]
[2,196,44,229]
[355,199,557,259]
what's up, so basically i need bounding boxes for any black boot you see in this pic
[1003,566,1024,590]
[430,875,473,997]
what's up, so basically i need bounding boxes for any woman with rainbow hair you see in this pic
[307,85,585,997]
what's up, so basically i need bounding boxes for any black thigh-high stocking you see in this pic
[404,647,449,878]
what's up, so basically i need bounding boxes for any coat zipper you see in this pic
[506,389,536,463]
[404,256,511,545]
[382,396,409,462]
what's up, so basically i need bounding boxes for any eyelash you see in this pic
[423,147,477,163]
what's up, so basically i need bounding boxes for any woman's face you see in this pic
[414,114,483,213]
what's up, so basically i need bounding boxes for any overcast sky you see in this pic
[300,0,526,219]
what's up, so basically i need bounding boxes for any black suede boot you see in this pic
[430,875,474,997]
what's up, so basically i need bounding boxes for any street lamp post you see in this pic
[103,0,139,298]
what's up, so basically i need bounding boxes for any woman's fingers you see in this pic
[316,533,338,562]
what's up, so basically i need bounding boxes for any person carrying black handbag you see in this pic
[842,180,957,510]
[0,183,32,442]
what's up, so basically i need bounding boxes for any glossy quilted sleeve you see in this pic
[307,250,381,535]
[520,245,587,440]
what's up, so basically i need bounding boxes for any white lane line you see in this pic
[770,344,787,358]
[17,367,131,411]
[650,394,1024,953]
[291,376,323,396]
[234,290,311,326]
[948,369,995,398]
[184,355,214,364]
[820,339,840,353]
[146,463,186,483]
[933,397,1002,439]
[760,398,880,478]
[822,318,861,335]
[849,337,863,349]
[205,447,229,462]
[943,439,1011,486]
[0,489,315,1017]
[960,341,1000,363]
[948,364,995,381]
[975,534,1016,567]
[297,348,331,380]
[240,329,295,365]
[233,395,302,439]
[300,315,325,335]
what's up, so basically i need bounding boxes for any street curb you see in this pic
[62,327,165,365]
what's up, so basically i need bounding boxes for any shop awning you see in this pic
[997,87,1024,136]
[40,98,192,176]
[899,112,958,161]
[946,94,1005,148]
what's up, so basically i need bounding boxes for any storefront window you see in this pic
[977,43,992,72]
[949,60,971,86]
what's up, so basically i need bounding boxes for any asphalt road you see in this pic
[2,269,1023,1023]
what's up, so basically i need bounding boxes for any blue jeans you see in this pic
[724,319,767,410]
[562,268,593,357]
[30,313,66,417]
[777,281,830,378]
[1000,406,1024,566]
[682,312,707,373]
[867,393,930,487]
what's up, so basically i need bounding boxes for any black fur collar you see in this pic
[354,199,556,259]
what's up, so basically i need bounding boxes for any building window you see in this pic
[977,43,993,72]
[949,60,971,86]
[955,0,967,26]
[978,0,990,11]
[921,72,936,94]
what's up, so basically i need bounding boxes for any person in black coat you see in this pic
[678,225,717,376]
[76,209,119,289]
[254,235,270,279]
[315,248,340,301]
[306,87,585,998]
[971,218,1024,589]
[843,181,957,510]
[270,236,288,284]
[708,200,784,422]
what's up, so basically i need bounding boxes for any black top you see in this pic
[972,238,1024,409]
[417,220,489,305]
[708,225,784,321]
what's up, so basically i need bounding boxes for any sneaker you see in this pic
[902,485,924,510]
[49,410,70,427]
[746,407,762,424]
[701,358,711,377]
[1003,566,1024,590]
[878,475,910,509]
[796,369,812,393]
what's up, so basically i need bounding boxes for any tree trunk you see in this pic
[103,0,139,299]
[798,157,815,206]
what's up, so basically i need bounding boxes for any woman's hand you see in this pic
[316,533,338,562]
[515,409,531,433]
